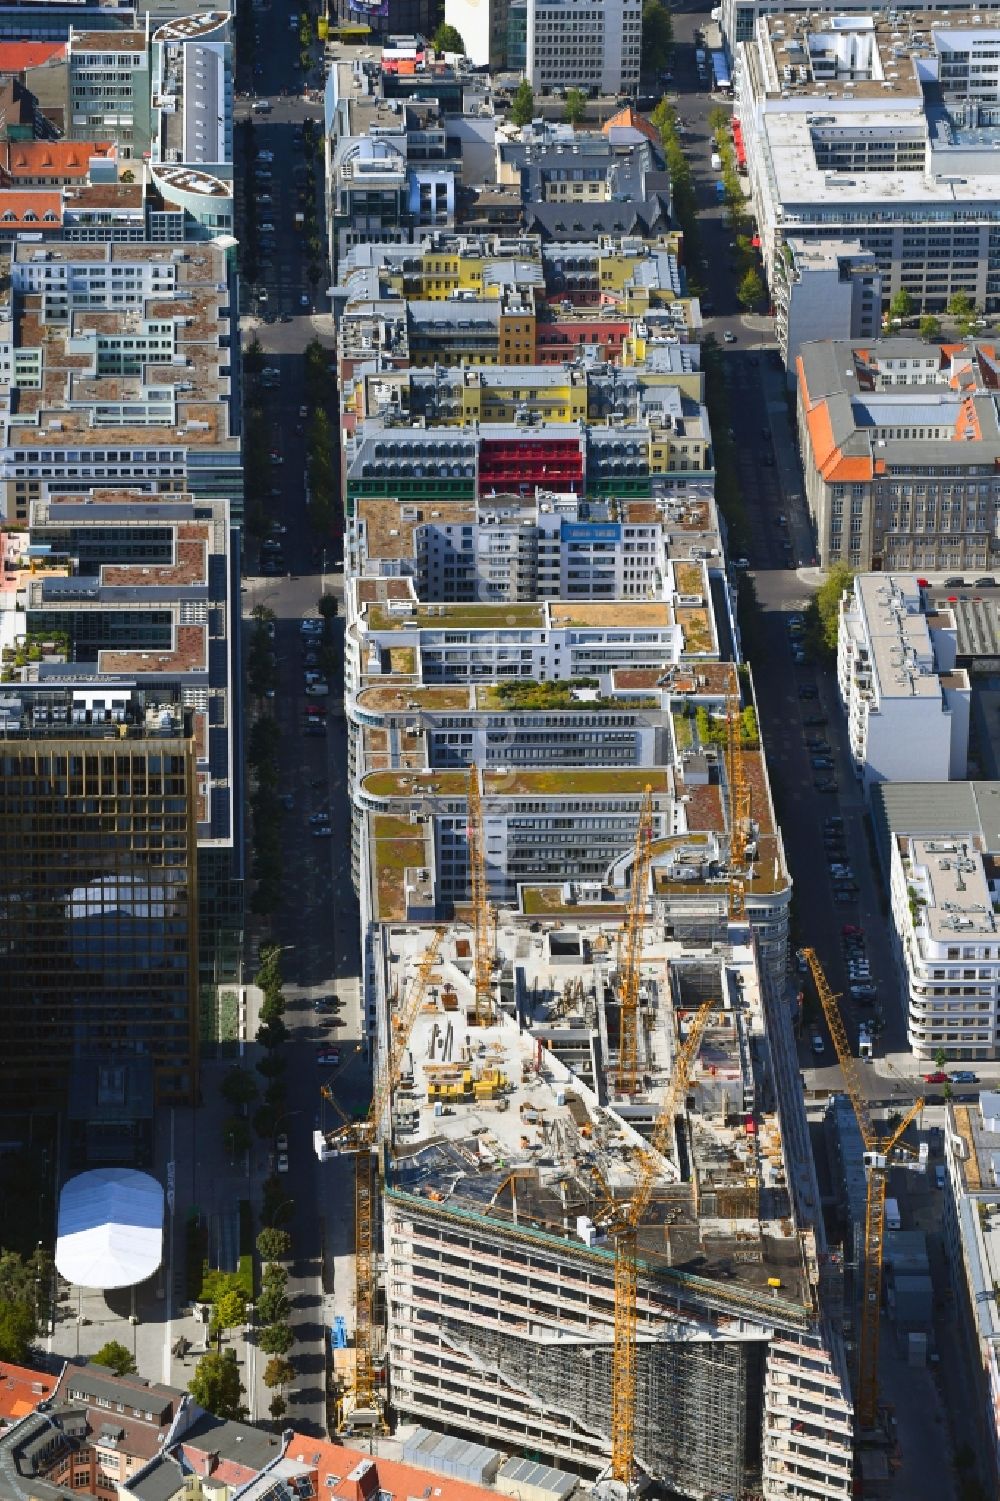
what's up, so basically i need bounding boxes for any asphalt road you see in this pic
[234,0,369,1436]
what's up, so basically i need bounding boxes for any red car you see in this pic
[841,924,863,937]
[922,1071,949,1084]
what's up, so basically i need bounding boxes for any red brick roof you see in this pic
[0,1361,56,1424]
[0,42,65,74]
[3,140,114,182]
[0,191,63,228]
[286,1437,502,1501]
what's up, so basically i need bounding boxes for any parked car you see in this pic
[923,1070,950,1084]
[811,1034,826,1056]
[811,756,834,770]
[950,1070,978,1084]
[317,1051,340,1066]
[803,715,827,727]
[276,1152,289,1173]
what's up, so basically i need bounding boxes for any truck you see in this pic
[711,151,722,171]
[885,1197,901,1232]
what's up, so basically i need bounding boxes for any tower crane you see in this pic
[601,996,717,1486]
[726,693,752,922]
[467,763,495,1026]
[615,785,654,1096]
[324,926,445,1428]
[802,948,922,1431]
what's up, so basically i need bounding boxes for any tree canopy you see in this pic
[509,80,535,128]
[92,1341,137,1377]
[188,1350,247,1420]
[432,22,464,52]
[641,0,673,75]
[564,89,587,126]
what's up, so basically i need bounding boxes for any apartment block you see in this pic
[325,63,458,271]
[837,573,970,792]
[523,0,642,97]
[736,11,1000,313]
[342,367,713,512]
[796,338,1000,571]
[942,1093,1000,1493]
[889,832,1000,1060]
[67,27,152,159]
[343,918,851,1499]
[348,488,721,599]
[0,239,242,527]
[773,238,881,378]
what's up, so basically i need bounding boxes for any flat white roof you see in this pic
[56,1168,164,1290]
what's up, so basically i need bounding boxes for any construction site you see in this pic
[318,909,854,1501]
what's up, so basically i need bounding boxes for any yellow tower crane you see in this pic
[467,763,495,1026]
[324,926,445,1428]
[615,784,654,1097]
[802,947,922,1432]
[603,996,717,1485]
[726,692,753,921]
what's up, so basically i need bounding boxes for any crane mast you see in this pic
[802,948,922,1431]
[615,785,654,1096]
[326,927,445,1426]
[467,764,494,1026]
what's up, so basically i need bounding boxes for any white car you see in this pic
[276,1152,289,1174]
[261,222,276,234]
[723,330,737,344]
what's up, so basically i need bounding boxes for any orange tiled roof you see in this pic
[603,106,659,145]
[0,42,65,74]
[3,140,113,181]
[0,1361,57,1424]
[0,190,63,228]
[286,1436,502,1501]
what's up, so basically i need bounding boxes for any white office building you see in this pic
[837,574,970,793]
[524,0,641,97]
[890,833,1000,1058]
[736,11,1000,314]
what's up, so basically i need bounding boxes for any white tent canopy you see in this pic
[56,1168,164,1290]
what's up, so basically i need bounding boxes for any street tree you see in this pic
[256,1018,288,1050]
[564,89,587,127]
[813,563,855,654]
[947,290,977,333]
[888,288,913,321]
[641,0,673,75]
[92,1341,136,1377]
[214,1289,247,1330]
[188,1349,247,1420]
[0,1300,34,1364]
[919,315,942,341]
[269,1394,287,1423]
[263,1355,296,1389]
[256,1228,292,1262]
[256,1051,286,1081]
[258,1322,295,1356]
[318,593,338,620]
[432,22,464,52]
[737,268,765,312]
[220,1067,258,1108]
[509,80,534,128]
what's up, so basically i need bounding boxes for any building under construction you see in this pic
[361,916,852,1501]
